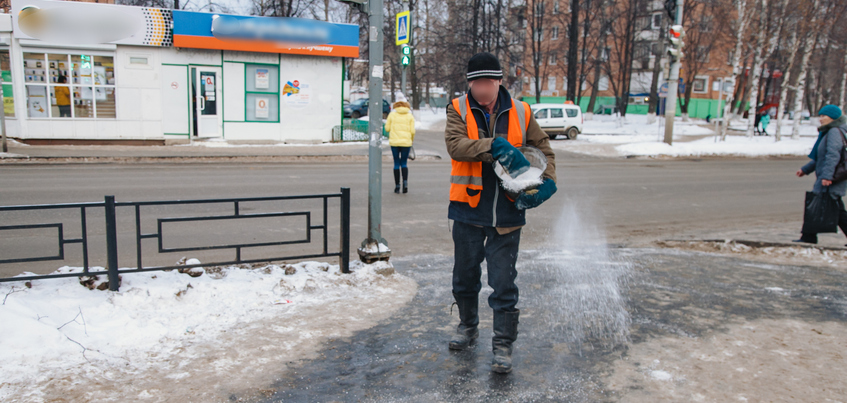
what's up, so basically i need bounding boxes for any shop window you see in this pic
[0,50,14,117]
[23,52,115,119]
[245,64,279,122]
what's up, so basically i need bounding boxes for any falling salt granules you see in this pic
[500,167,543,193]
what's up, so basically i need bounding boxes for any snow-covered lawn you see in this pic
[552,115,822,158]
[727,117,820,137]
[614,135,816,157]
[583,114,714,137]
[0,260,416,402]
[414,107,448,130]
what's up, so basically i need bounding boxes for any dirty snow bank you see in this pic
[0,259,416,402]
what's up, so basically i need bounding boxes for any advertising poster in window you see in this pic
[26,86,47,117]
[255,97,269,119]
[255,69,269,89]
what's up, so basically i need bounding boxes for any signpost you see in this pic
[396,10,411,96]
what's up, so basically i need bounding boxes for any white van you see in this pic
[530,103,583,140]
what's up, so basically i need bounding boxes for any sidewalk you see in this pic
[0,139,442,163]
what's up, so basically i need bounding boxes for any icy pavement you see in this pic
[257,247,847,402]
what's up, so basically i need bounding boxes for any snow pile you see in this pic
[177,139,366,148]
[0,152,28,159]
[359,242,390,254]
[0,259,415,401]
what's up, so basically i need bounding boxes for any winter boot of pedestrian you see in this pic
[402,167,409,193]
[393,169,401,193]
[793,233,817,244]
[449,293,479,350]
[491,309,520,374]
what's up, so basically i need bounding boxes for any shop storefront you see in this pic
[4,0,358,143]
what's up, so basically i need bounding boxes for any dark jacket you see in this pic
[801,115,847,197]
[444,85,556,228]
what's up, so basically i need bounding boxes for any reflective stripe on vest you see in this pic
[449,95,530,208]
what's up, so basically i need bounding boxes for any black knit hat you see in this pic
[466,52,503,81]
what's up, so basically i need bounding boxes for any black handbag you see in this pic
[833,128,847,184]
[802,189,840,234]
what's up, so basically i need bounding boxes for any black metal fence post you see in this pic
[104,195,120,291]
[340,187,350,273]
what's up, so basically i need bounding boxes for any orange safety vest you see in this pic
[450,95,530,208]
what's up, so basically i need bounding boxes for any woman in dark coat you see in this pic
[794,105,847,245]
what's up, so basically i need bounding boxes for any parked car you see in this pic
[530,103,583,140]
[344,98,391,119]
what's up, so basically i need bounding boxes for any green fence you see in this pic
[331,119,388,142]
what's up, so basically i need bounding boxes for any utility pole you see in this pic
[663,0,684,145]
[338,0,391,263]
[401,1,409,96]
[362,0,390,262]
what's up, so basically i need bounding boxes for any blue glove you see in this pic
[490,137,530,177]
[515,178,557,210]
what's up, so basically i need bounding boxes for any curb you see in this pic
[660,239,847,252]
[0,154,443,164]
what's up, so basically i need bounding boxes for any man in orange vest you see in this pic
[444,52,557,374]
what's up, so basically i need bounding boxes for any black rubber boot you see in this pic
[449,293,479,350]
[491,309,520,374]
[393,169,401,193]
[401,167,409,193]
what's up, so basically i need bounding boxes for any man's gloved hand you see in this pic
[515,178,557,210]
[491,137,530,177]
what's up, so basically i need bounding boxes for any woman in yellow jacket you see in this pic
[386,101,416,193]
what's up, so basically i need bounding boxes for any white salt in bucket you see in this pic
[493,146,548,199]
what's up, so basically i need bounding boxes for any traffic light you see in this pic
[400,45,412,67]
[667,25,685,60]
[664,0,677,20]
[336,0,367,12]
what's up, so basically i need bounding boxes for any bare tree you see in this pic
[743,0,790,137]
[720,0,754,141]
[565,0,580,101]
[250,0,319,17]
[527,0,550,102]
[679,0,725,122]
[585,3,610,117]
[789,0,823,139]
[774,21,801,141]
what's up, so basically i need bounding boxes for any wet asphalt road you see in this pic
[248,247,847,403]
[0,138,815,278]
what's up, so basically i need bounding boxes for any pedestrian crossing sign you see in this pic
[395,11,410,45]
